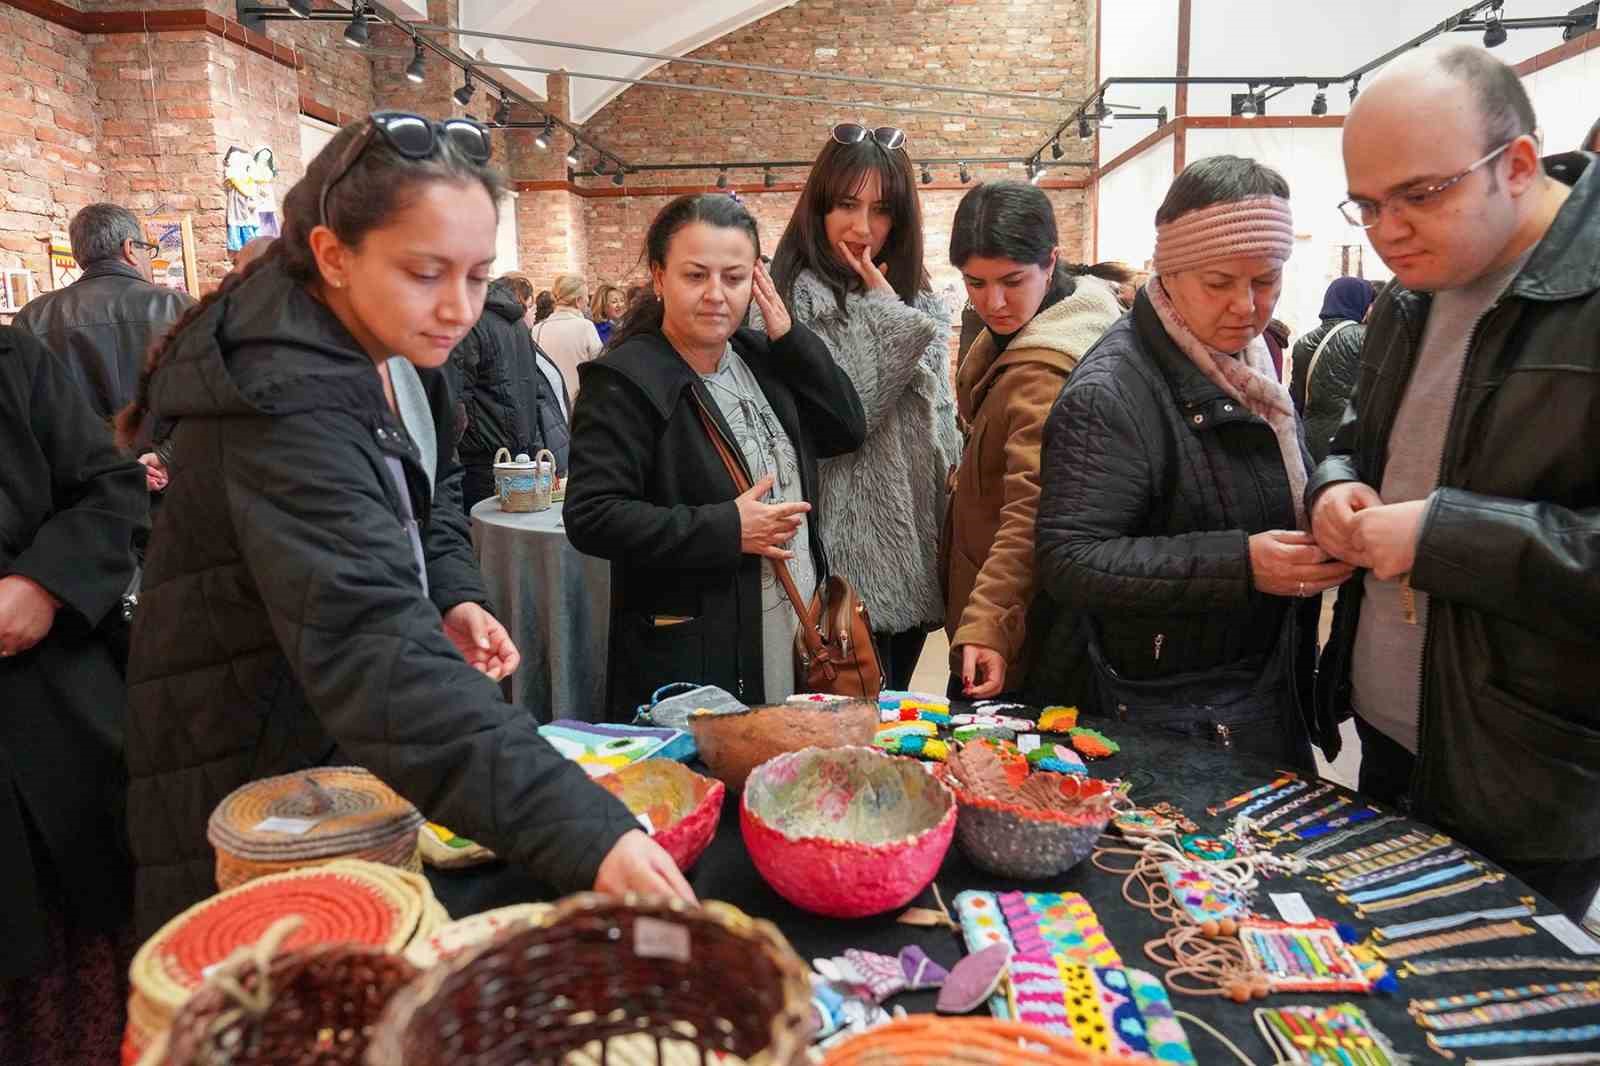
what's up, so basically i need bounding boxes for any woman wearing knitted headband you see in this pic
[1034,156,1353,767]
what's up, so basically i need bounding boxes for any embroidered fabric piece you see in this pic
[1160,862,1250,924]
[1127,967,1199,1065]
[1060,962,1111,1051]
[954,890,1122,1020]
[1092,966,1152,1058]
[1004,954,1076,1037]
[1237,919,1373,994]
[1255,1004,1400,1066]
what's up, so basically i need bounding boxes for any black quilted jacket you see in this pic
[1289,319,1364,465]
[125,261,635,936]
[1035,290,1330,752]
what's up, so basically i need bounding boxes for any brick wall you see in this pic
[0,4,104,307]
[275,14,376,126]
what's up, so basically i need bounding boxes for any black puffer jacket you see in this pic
[126,260,636,936]
[1309,152,1600,873]
[1035,289,1330,754]
[1289,319,1364,464]
[453,280,569,475]
[565,325,865,719]
[12,260,193,431]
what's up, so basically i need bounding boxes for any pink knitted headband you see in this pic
[1153,195,1295,275]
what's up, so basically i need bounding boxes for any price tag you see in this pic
[634,916,691,963]
[1270,892,1315,924]
[251,816,323,835]
[1535,914,1600,955]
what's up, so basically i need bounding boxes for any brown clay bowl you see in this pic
[689,700,879,790]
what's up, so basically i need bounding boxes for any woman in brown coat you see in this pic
[944,182,1122,698]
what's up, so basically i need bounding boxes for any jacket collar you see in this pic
[588,327,770,423]
[1509,151,1600,302]
[1131,287,1238,407]
[78,259,147,284]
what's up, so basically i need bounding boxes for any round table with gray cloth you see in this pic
[469,498,609,722]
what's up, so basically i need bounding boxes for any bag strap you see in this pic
[1303,320,1356,408]
[691,393,825,658]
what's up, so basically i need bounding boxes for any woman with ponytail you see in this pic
[564,194,866,718]
[122,112,692,937]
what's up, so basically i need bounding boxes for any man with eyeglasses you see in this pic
[1307,45,1600,921]
[13,203,193,467]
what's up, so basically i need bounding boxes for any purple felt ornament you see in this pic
[936,943,1011,1013]
[899,945,948,990]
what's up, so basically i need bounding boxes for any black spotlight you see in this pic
[343,3,369,47]
[1078,114,1093,139]
[716,169,729,189]
[1028,161,1044,185]
[920,164,932,185]
[1239,84,1258,117]
[493,95,511,126]
[958,161,970,184]
[1311,83,1328,116]
[287,0,312,17]
[404,40,425,83]
[593,157,607,176]
[453,73,475,106]
[764,168,776,188]
[1051,137,1063,160]
[535,118,553,150]
[1349,76,1361,103]
[564,144,580,167]
[612,169,625,187]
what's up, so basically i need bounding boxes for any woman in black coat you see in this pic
[1035,157,1354,767]
[118,113,692,938]
[565,194,866,720]
[0,326,147,1063]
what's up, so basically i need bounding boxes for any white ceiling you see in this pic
[458,0,799,123]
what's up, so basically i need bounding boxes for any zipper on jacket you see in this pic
[1153,633,1164,662]
[1214,723,1233,749]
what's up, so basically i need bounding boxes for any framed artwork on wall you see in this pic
[144,215,200,298]
[47,235,81,291]
[1,269,34,313]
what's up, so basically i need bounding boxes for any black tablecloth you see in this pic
[427,719,1600,1061]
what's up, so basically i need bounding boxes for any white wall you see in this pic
[1096,0,1179,166]
[1524,46,1600,152]
[1095,136,1175,269]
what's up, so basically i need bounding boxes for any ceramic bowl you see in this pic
[596,759,724,872]
[741,746,956,918]
[690,700,879,790]
[937,770,1116,880]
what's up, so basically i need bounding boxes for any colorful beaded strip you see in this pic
[1291,815,1404,861]
[1295,806,1380,841]
[1427,1021,1600,1055]
[1411,980,1600,1015]
[1349,870,1503,917]
[1419,988,1600,1032]
[1234,779,1310,820]
[1325,847,1470,892]
[1322,837,1453,881]
[1208,772,1298,817]
[1254,1004,1400,1066]
[1375,920,1536,962]
[1237,920,1372,993]
[1307,830,1434,873]
[1346,861,1483,905]
[1252,783,1336,830]
[1374,899,1537,941]
[1272,796,1353,838]
[1401,955,1600,978]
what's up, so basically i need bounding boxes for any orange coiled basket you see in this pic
[820,1016,1127,1065]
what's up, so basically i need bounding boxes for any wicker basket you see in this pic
[403,902,552,970]
[207,768,424,890]
[367,894,815,1065]
[820,1017,1124,1064]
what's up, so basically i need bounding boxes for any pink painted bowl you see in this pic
[740,746,956,918]
[596,759,724,872]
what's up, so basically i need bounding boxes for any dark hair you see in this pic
[770,137,930,312]
[1585,115,1600,153]
[949,181,1058,271]
[499,273,535,306]
[534,290,555,322]
[69,202,143,266]
[1076,260,1141,285]
[1434,44,1537,154]
[116,115,505,447]
[1156,155,1290,226]
[607,193,761,351]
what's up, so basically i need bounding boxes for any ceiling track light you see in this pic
[1349,75,1362,103]
[1028,160,1044,185]
[593,157,608,176]
[535,117,553,150]
[453,73,475,106]
[716,169,729,189]
[1051,136,1063,160]
[958,161,970,184]
[493,95,511,126]
[565,144,580,167]
[1239,84,1259,117]
[1077,114,1093,140]
[1311,82,1329,116]
[612,168,625,187]
[1483,3,1508,47]
[764,168,776,188]
[287,0,312,17]
[343,2,369,48]
[920,164,933,185]
[404,39,425,83]
[1097,99,1115,130]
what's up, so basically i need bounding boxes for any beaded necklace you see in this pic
[1373,899,1537,941]
[1322,846,1468,891]
[1427,1022,1600,1058]
[1374,919,1535,962]
[1349,870,1503,917]
[1401,955,1600,978]
[1307,830,1434,873]
[1291,815,1404,861]
[1344,861,1482,905]
[1252,783,1335,831]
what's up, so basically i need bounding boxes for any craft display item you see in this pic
[1232,779,1309,820]
[790,692,853,704]
[404,903,550,969]
[936,943,1012,1013]
[814,945,949,1005]
[640,681,747,731]
[1321,846,1470,892]
[954,890,1122,1022]
[937,751,1118,879]
[1069,727,1119,758]
[741,746,955,918]
[882,703,952,726]
[1410,981,1600,1026]
[1126,967,1200,1065]
[1254,1004,1400,1066]
[817,1015,1126,1065]
[1370,899,1537,942]
[1295,806,1380,841]
[1179,834,1237,861]
[1398,955,1600,978]
[1269,796,1353,839]
[874,720,951,761]
[1289,815,1405,861]
[366,895,815,1066]
[949,712,1033,733]
[417,821,494,869]
[951,722,1017,743]
[1235,919,1376,994]
[1149,803,1199,834]
[206,767,425,889]
[1161,863,1251,925]
[877,690,949,710]
[689,700,878,789]
[1207,772,1297,817]
[539,719,694,777]
[1251,782,1336,831]
[1426,1022,1600,1059]
[1114,808,1181,839]
[1038,706,1080,732]
[1024,742,1086,774]
[1346,869,1505,918]
[1306,829,1435,873]
[596,759,724,871]
[492,448,556,512]
[140,916,419,1066]
[810,974,894,1043]
[1371,920,1537,962]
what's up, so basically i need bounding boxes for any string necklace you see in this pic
[1350,870,1504,917]
[1376,920,1536,962]
[1270,795,1351,838]
[1251,783,1335,830]
[700,355,793,496]
[1307,829,1434,873]
[1316,837,1457,885]
[1343,860,1483,905]
[1401,955,1600,978]
[1427,1022,1600,1058]
[1373,898,1537,941]
[1294,805,1380,841]
[1291,815,1404,861]
[1207,772,1298,817]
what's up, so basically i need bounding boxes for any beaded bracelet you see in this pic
[1324,846,1469,891]
[1411,980,1600,1015]
[1400,955,1600,978]
[1271,796,1353,838]
[1307,829,1434,873]
[1207,772,1298,817]
[1251,783,1336,830]
[1291,815,1404,861]
[1345,861,1482,905]
[1417,986,1600,1032]
[1373,898,1536,941]
[1232,779,1310,821]
[1373,919,1535,962]
[1295,805,1380,841]
[1428,1023,1600,1058]
[1349,870,1503,917]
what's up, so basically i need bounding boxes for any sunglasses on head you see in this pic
[831,123,907,152]
[319,110,493,228]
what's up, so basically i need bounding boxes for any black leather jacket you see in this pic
[451,280,570,475]
[1290,319,1365,464]
[1308,152,1600,868]
[12,260,193,430]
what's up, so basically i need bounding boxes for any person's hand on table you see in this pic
[1311,481,1383,562]
[594,829,697,903]
[0,574,61,658]
[957,643,1007,698]
[442,602,521,680]
[1249,529,1356,599]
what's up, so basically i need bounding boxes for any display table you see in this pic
[469,498,610,722]
[426,716,1600,1060]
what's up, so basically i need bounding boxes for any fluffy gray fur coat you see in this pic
[755,268,960,633]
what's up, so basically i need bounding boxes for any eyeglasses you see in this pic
[319,110,493,228]
[831,123,907,152]
[131,239,159,257]
[1338,138,1516,229]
